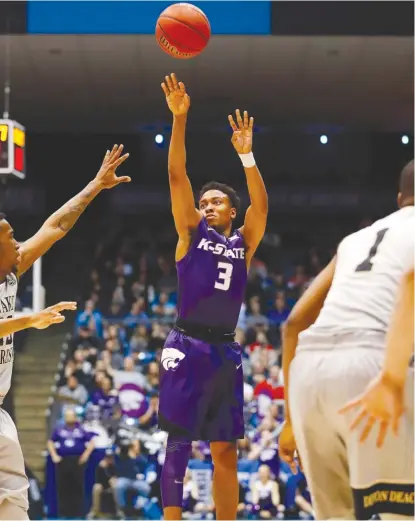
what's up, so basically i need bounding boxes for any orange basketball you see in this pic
[156,3,211,59]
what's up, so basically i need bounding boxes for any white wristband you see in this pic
[238,152,256,168]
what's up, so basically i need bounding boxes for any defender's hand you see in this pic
[339,372,405,448]
[278,421,301,474]
[161,73,191,116]
[228,109,254,154]
[30,301,77,330]
[95,145,130,190]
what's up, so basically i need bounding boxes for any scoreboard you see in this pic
[0,119,26,179]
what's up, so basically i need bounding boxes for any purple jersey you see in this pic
[91,390,119,420]
[177,218,247,331]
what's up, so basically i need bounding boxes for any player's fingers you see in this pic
[50,301,77,312]
[116,176,131,184]
[338,397,361,415]
[178,81,186,93]
[376,421,389,448]
[112,153,129,168]
[171,73,179,90]
[114,144,124,159]
[109,144,118,160]
[228,115,238,132]
[350,409,367,431]
[249,117,254,130]
[235,109,243,129]
[165,75,174,92]
[359,416,376,444]
[392,404,404,437]
[103,149,110,162]
[161,82,169,97]
[52,314,65,324]
[243,110,249,129]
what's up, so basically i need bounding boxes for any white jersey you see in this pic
[0,273,18,405]
[305,206,414,337]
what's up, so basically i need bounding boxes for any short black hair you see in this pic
[399,160,414,204]
[0,213,6,220]
[199,181,241,214]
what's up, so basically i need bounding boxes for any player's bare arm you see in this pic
[282,256,336,421]
[0,301,77,338]
[279,257,336,471]
[17,145,130,276]
[228,110,268,267]
[162,73,201,261]
[339,269,414,447]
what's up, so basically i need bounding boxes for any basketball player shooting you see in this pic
[159,73,268,520]
[279,159,414,520]
[0,144,129,520]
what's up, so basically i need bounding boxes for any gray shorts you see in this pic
[290,333,414,520]
[0,408,29,512]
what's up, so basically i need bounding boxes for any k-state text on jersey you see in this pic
[197,238,245,259]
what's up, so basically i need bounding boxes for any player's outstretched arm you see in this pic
[282,257,336,423]
[161,74,201,240]
[0,301,77,338]
[229,110,268,266]
[17,145,130,276]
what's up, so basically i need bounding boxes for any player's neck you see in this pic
[0,271,8,284]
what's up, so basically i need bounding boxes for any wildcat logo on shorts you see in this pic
[161,348,185,371]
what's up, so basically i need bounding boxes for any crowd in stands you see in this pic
[47,239,330,520]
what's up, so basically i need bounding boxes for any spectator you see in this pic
[251,465,283,519]
[287,265,309,292]
[249,332,278,370]
[47,408,95,519]
[114,440,150,516]
[254,365,284,402]
[125,299,150,329]
[248,419,280,477]
[76,299,104,338]
[151,292,176,319]
[267,292,290,327]
[100,339,124,370]
[106,302,125,321]
[112,276,126,307]
[89,449,117,519]
[146,362,160,390]
[130,324,149,353]
[57,374,88,405]
[182,469,199,518]
[246,296,269,330]
[90,375,119,423]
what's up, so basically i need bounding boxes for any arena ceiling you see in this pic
[0,34,413,132]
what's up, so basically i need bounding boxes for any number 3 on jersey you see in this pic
[215,262,233,291]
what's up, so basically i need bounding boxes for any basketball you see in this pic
[156,3,211,59]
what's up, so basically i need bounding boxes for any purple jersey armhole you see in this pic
[176,218,207,270]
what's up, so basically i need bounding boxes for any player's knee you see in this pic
[163,437,192,479]
[211,441,238,470]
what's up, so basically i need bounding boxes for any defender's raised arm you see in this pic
[17,145,130,276]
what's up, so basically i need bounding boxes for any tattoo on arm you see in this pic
[55,185,98,233]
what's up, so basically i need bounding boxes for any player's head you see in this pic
[397,160,414,208]
[0,213,21,278]
[199,182,241,233]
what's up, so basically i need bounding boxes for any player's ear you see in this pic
[397,192,402,208]
[230,207,237,220]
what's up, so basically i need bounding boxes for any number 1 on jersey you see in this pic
[355,228,389,272]
[215,262,233,291]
